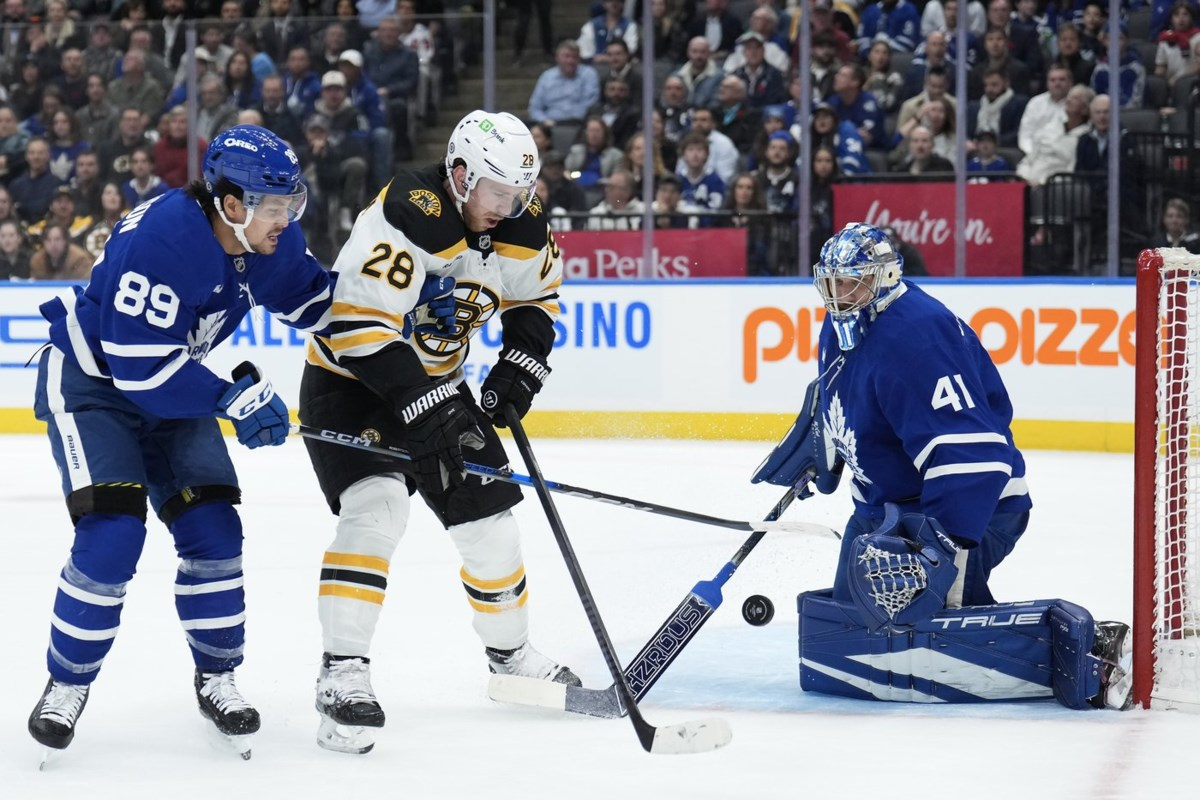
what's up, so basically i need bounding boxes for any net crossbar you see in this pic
[1135,248,1200,710]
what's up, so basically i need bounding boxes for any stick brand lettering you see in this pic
[402,383,458,423]
[503,349,549,382]
[626,599,707,693]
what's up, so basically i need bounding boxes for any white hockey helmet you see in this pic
[444,110,539,218]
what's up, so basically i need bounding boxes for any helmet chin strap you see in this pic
[215,197,256,252]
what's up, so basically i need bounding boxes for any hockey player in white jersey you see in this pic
[299,110,578,754]
[753,223,1132,710]
[26,125,333,763]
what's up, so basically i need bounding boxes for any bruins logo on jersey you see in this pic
[409,189,442,217]
[527,194,543,217]
[413,281,500,359]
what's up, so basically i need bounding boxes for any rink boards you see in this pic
[0,279,1135,451]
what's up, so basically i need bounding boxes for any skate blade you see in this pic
[202,719,254,760]
[38,746,62,771]
[316,716,375,755]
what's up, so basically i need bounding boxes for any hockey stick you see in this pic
[289,423,836,539]
[502,406,731,755]
[489,479,812,719]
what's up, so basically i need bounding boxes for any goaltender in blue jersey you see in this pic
[753,222,1133,711]
[27,125,334,763]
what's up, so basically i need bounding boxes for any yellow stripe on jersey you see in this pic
[319,585,386,605]
[500,298,560,315]
[431,239,468,261]
[307,339,357,378]
[324,552,390,573]
[330,301,408,327]
[493,241,542,261]
[466,592,529,614]
[460,565,525,591]
[326,329,400,353]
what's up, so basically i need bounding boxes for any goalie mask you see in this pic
[444,110,539,220]
[814,223,904,351]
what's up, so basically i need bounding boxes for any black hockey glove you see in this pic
[396,379,484,492]
[479,348,550,427]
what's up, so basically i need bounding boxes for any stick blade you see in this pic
[649,718,733,755]
[488,674,567,710]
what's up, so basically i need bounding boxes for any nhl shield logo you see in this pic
[233,256,246,273]
[478,234,491,250]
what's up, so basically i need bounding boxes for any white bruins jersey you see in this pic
[308,166,563,381]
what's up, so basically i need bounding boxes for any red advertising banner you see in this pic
[555,228,748,279]
[833,182,1026,276]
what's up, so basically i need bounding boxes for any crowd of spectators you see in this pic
[525,0,1200,275]
[0,0,462,275]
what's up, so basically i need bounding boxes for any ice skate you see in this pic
[486,642,582,687]
[1091,621,1134,710]
[315,654,384,755]
[29,678,90,770]
[195,669,260,760]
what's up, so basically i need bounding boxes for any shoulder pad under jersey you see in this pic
[380,165,466,256]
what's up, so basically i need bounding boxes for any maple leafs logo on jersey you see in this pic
[825,392,871,486]
[409,189,442,217]
[186,310,227,361]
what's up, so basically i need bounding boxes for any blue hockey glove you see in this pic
[846,505,962,631]
[219,362,290,448]
[402,276,457,338]
[479,348,550,428]
[751,377,843,494]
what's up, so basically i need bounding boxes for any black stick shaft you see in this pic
[504,406,660,753]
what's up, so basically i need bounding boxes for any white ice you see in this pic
[1,435,1196,799]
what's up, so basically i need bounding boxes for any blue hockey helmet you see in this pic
[203,125,307,230]
[813,222,904,351]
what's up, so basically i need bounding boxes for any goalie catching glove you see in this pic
[751,377,843,494]
[395,378,484,492]
[219,361,290,448]
[480,348,550,427]
[847,505,963,632]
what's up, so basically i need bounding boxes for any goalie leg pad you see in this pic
[798,590,1101,707]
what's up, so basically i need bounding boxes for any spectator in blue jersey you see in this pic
[966,129,1013,173]
[232,25,277,83]
[26,125,336,760]
[826,63,888,150]
[677,130,725,226]
[803,102,871,175]
[755,130,799,214]
[119,145,167,208]
[856,0,922,59]
[1090,22,1147,108]
[223,50,264,111]
[565,115,624,190]
[528,40,601,128]
[578,0,639,64]
[283,45,322,119]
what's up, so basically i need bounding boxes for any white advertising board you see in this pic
[0,279,1135,449]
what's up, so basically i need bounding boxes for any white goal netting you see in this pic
[1138,247,1200,710]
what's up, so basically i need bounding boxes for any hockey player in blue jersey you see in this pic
[26,125,334,762]
[753,222,1132,710]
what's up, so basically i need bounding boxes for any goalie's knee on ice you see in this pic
[798,591,1102,707]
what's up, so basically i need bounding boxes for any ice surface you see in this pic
[1,435,1195,799]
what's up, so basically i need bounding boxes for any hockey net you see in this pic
[1135,248,1200,710]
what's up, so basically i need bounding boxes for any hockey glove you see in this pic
[402,276,458,338]
[396,379,485,492]
[751,377,843,494]
[846,505,962,632]
[479,348,550,427]
[219,362,290,449]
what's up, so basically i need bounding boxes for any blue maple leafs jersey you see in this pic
[817,280,1031,544]
[41,189,334,419]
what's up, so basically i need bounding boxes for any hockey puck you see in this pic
[742,595,775,626]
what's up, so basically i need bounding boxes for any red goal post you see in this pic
[1134,247,1200,710]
